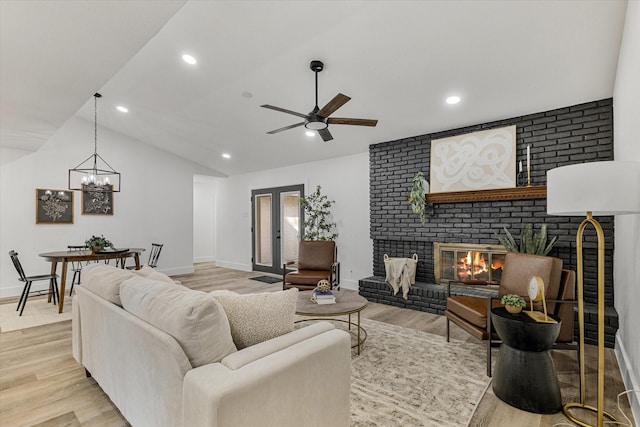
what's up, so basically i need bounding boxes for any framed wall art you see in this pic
[430,125,517,193]
[36,189,73,224]
[82,185,114,215]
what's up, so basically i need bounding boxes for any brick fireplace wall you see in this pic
[363,98,617,346]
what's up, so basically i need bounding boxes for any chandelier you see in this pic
[68,93,121,192]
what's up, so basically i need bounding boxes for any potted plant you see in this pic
[495,223,558,255]
[300,185,338,241]
[501,294,526,314]
[85,234,114,253]
[408,171,430,224]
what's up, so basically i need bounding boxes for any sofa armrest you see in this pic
[183,328,351,427]
[221,321,334,370]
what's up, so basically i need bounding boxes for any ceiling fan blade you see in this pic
[266,122,305,134]
[261,104,309,120]
[327,117,378,127]
[317,93,351,117]
[318,128,333,142]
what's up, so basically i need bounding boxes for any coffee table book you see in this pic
[311,290,335,304]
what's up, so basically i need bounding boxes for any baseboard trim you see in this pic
[156,266,194,276]
[215,261,252,272]
[339,279,359,291]
[193,256,215,263]
[0,285,26,298]
[615,332,639,424]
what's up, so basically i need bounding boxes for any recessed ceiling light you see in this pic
[116,105,128,113]
[222,153,231,159]
[241,91,253,99]
[182,54,197,65]
[305,131,315,137]
[446,95,461,105]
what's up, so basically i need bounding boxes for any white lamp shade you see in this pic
[547,161,640,216]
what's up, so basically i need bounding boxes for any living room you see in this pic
[1,1,638,426]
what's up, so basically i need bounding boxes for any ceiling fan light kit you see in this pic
[261,60,377,141]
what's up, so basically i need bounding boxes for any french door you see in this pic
[251,184,304,274]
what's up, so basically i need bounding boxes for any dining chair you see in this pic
[67,245,85,296]
[9,250,60,316]
[126,243,163,269]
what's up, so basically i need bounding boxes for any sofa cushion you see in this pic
[81,264,137,306]
[133,265,176,285]
[209,288,298,349]
[121,277,237,367]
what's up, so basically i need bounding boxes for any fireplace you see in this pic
[433,243,507,285]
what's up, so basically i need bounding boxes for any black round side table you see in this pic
[491,307,562,414]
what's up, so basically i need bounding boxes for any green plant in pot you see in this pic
[408,171,430,224]
[85,234,114,253]
[501,294,526,314]
[300,185,338,241]
[495,223,558,255]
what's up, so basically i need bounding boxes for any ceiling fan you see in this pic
[261,60,378,142]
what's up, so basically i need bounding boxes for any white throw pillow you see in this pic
[209,288,298,349]
[133,265,176,285]
[121,277,237,367]
[81,264,137,306]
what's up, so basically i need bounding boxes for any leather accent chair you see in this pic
[283,241,340,291]
[445,252,577,376]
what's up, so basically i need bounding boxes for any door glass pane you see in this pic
[281,192,300,264]
[255,194,272,266]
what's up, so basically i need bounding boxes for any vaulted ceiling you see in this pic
[0,0,628,176]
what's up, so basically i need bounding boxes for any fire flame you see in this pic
[457,251,494,281]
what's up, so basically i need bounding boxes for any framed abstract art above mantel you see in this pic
[82,185,114,215]
[430,125,517,193]
[36,189,73,224]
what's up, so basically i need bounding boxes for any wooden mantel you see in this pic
[425,185,547,204]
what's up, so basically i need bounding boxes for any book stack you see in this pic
[311,289,336,305]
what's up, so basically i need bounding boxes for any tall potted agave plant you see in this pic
[495,223,558,255]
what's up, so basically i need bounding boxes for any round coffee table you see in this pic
[296,290,368,354]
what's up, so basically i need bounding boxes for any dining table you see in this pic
[39,248,145,313]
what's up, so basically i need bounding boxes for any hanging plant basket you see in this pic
[408,172,430,224]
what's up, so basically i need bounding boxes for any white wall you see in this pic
[0,147,31,166]
[215,152,372,290]
[613,1,640,420]
[193,175,217,263]
[0,116,218,296]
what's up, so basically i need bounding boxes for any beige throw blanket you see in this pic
[384,254,418,300]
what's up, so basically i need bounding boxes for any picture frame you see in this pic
[82,185,114,215]
[430,125,517,193]
[36,188,73,224]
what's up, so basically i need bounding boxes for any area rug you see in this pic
[0,297,72,332]
[350,319,491,426]
[249,275,282,284]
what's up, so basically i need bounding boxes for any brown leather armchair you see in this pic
[283,240,340,291]
[445,252,577,376]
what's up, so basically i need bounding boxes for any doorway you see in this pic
[251,184,304,275]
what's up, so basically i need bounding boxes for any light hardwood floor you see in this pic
[0,263,634,426]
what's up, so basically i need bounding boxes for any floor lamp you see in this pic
[547,161,640,427]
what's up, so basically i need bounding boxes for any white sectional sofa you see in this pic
[72,265,351,427]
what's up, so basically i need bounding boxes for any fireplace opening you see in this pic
[434,243,507,285]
